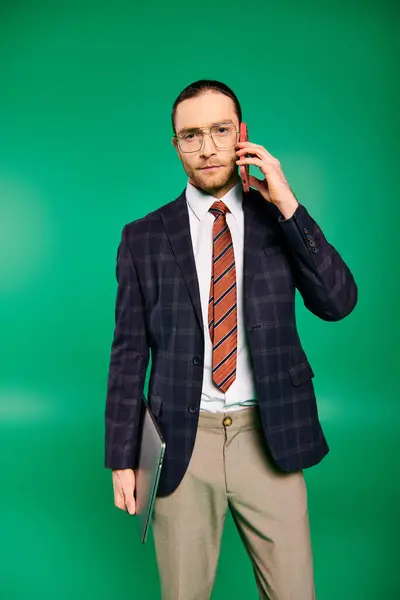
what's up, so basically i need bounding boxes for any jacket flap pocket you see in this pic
[288,360,315,386]
[147,393,163,417]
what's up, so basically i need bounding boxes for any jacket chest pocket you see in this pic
[251,246,294,299]
[262,245,291,270]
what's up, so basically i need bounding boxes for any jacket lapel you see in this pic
[160,190,204,334]
[160,186,274,334]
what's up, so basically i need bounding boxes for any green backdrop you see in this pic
[1,1,398,598]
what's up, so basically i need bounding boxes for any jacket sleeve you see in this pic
[278,203,358,321]
[104,224,150,470]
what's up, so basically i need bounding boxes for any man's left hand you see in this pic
[236,141,299,219]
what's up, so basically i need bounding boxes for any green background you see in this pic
[1,1,398,598]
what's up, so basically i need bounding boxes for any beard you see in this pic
[184,160,239,195]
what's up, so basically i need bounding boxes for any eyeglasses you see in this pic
[174,121,239,153]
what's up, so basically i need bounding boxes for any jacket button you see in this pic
[193,356,203,366]
[188,406,198,414]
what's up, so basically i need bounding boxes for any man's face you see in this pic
[172,91,240,198]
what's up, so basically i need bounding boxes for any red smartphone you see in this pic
[239,122,250,193]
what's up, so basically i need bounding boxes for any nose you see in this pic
[200,132,217,158]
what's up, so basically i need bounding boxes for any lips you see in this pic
[201,165,221,170]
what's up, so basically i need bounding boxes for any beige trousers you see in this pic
[151,406,316,600]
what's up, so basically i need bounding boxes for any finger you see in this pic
[122,487,136,515]
[236,145,267,160]
[248,174,269,190]
[236,157,263,168]
[237,142,276,161]
[114,491,128,511]
[127,500,136,515]
[115,483,136,515]
[248,175,272,202]
[248,174,262,189]
[236,142,267,155]
[236,148,271,164]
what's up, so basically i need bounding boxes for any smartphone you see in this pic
[239,122,250,193]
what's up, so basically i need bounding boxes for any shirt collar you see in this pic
[186,179,243,223]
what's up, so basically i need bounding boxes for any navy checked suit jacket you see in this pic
[104,187,358,497]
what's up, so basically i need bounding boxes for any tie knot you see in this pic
[209,200,230,218]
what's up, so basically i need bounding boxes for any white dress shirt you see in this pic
[186,180,259,413]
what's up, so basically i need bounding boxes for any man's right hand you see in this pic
[112,468,136,514]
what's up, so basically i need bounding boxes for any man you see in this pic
[104,79,358,600]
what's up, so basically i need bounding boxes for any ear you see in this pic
[172,137,180,156]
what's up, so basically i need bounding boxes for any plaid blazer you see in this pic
[104,187,358,497]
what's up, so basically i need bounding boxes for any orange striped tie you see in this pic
[208,200,237,392]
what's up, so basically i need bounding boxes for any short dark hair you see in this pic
[171,79,242,135]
